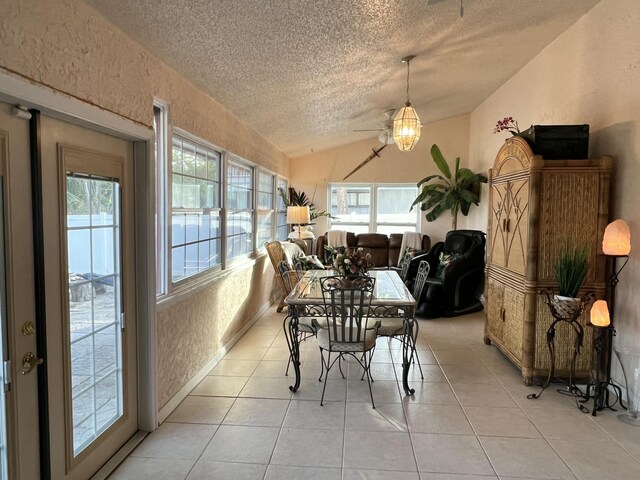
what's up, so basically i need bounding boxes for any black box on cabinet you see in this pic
[518,124,589,160]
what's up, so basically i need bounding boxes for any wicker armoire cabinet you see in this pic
[483,137,613,385]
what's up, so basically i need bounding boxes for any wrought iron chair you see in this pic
[316,275,379,407]
[278,261,323,376]
[375,260,430,380]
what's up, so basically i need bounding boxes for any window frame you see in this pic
[225,155,255,265]
[328,183,419,234]
[169,128,223,287]
[153,101,169,297]
[275,176,289,241]
[255,168,277,250]
[157,125,289,298]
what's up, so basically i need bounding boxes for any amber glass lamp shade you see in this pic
[590,300,611,327]
[602,219,631,256]
[393,102,422,151]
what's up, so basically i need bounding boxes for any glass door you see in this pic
[65,174,124,457]
[40,116,137,480]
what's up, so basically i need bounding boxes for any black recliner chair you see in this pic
[417,230,486,318]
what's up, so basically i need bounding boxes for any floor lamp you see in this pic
[286,206,310,240]
[590,219,631,416]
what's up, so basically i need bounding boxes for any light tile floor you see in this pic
[111,306,640,479]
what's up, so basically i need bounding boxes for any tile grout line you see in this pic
[464,337,581,480]
[391,330,422,476]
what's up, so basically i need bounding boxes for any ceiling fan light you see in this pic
[393,103,421,151]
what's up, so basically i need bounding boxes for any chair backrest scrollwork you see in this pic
[320,275,375,345]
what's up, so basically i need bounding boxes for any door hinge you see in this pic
[121,312,125,331]
[11,105,32,120]
[3,360,10,391]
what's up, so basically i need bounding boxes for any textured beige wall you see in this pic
[291,114,472,245]
[0,0,289,409]
[466,0,640,349]
[156,257,274,408]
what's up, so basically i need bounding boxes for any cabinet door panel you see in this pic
[502,286,524,362]
[504,179,529,275]
[488,184,508,268]
[485,278,504,341]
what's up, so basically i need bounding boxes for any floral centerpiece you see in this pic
[333,247,373,275]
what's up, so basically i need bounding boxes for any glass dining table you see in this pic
[284,269,418,396]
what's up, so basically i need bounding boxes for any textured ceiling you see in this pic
[86,0,600,158]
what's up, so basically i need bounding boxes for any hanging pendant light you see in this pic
[393,55,422,151]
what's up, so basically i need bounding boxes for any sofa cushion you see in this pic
[356,233,389,268]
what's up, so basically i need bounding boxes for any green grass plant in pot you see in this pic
[553,242,590,318]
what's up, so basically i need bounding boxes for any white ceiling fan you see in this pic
[353,108,396,145]
[427,0,465,17]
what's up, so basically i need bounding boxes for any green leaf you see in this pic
[416,174,448,187]
[425,204,446,222]
[460,189,479,204]
[460,199,471,216]
[430,144,451,179]
[443,190,457,209]
[454,157,460,181]
[423,191,445,210]
[410,188,431,209]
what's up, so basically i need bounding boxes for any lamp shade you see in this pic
[286,206,310,225]
[602,219,631,256]
[393,103,421,151]
[590,300,611,327]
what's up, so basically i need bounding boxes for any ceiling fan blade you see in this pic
[343,145,387,180]
[384,108,396,118]
[378,131,395,145]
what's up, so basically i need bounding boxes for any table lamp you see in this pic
[286,206,310,239]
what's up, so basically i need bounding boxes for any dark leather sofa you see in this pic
[316,232,431,269]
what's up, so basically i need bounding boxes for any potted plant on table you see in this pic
[553,242,590,318]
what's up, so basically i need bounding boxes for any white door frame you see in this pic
[0,69,158,438]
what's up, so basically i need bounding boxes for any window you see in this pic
[159,127,288,293]
[256,170,275,247]
[376,186,419,234]
[329,185,372,234]
[276,177,288,240]
[226,158,254,260]
[153,103,168,295]
[171,134,221,282]
[329,183,418,234]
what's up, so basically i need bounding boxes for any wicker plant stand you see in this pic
[527,289,595,412]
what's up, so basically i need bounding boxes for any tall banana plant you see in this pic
[410,144,488,230]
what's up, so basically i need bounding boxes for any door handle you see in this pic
[21,352,44,375]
